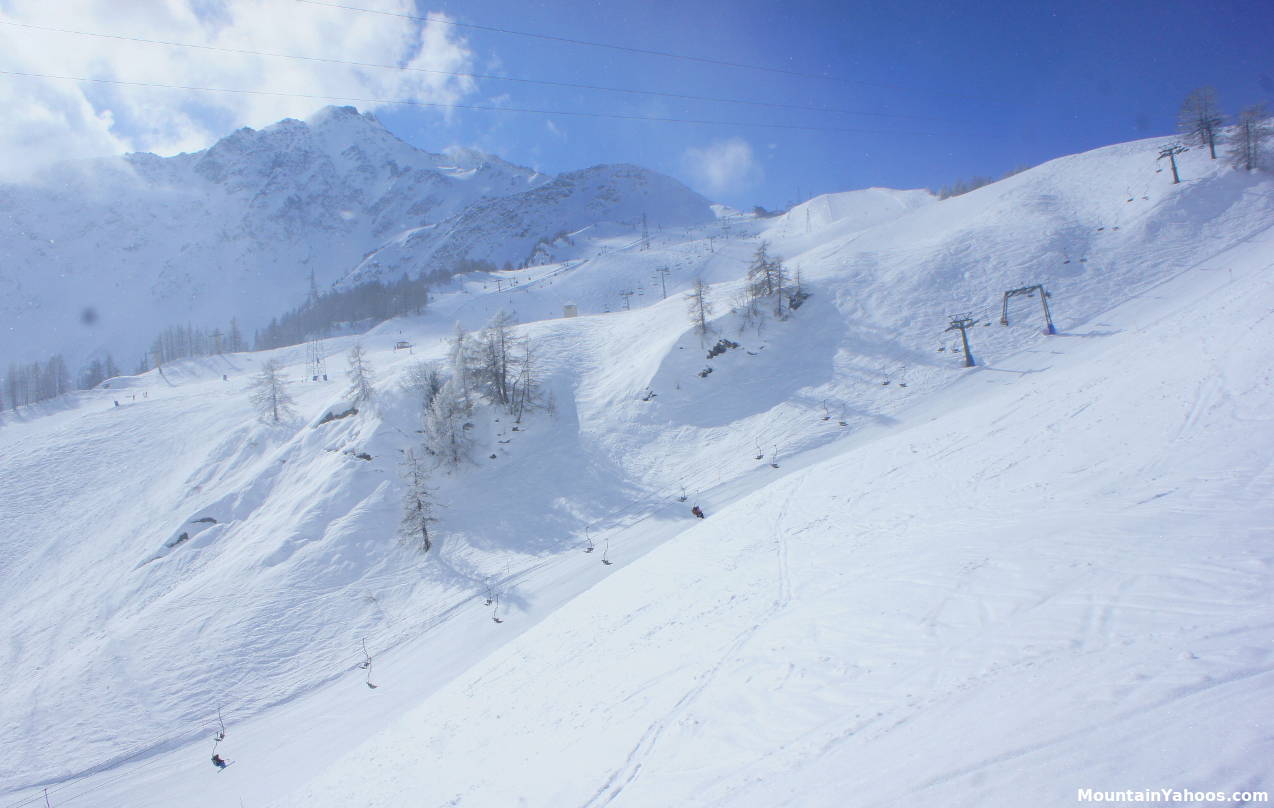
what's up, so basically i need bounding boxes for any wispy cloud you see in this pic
[682,137,762,197]
[0,1,479,179]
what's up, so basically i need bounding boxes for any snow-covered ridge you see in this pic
[0,105,683,375]
[341,162,717,284]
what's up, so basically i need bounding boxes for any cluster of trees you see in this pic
[78,354,123,390]
[752,205,786,219]
[394,311,550,552]
[686,243,806,340]
[253,274,435,352]
[935,165,1032,200]
[248,341,378,425]
[143,320,246,370]
[245,313,553,553]
[4,352,126,410]
[742,242,804,322]
[4,356,72,410]
[1179,87,1271,172]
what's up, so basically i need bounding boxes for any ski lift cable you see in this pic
[0,19,943,122]
[2,730,200,808]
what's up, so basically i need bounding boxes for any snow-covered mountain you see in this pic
[342,162,717,284]
[0,106,707,375]
[2,132,1272,808]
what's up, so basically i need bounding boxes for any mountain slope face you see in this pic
[279,224,1274,808]
[0,106,703,376]
[1,135,1272,807]
[341,163,718,283]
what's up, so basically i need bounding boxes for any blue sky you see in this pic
[372,0,1273,207]
[1,0,1271,207]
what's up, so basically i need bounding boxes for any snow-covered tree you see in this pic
[686,278,713,338]
[3,365,16,411]
[746,242,789,305]
[227,318,245,353]
[789,266,810,309]
[44,355,70,398]
[80,358,106,390]
[1179,86,1225,160]
[346,343,375,405]
[448,323,475,413]
[1228,104,1271,172]
[474,310,518,409]
[745,241,791,318]
[403,360,444,419]
[249,359,296,423]
[399,448,438,552]
[512,338,542,423]
[423,378,472,468]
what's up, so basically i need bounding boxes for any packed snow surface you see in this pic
[1,133,1272,807]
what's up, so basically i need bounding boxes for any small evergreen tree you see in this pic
[250,359,296,423]
[686,278,713,339]
[474,310,518,409]
[403,361,444,420]
[746,242,789,302]
[1228,104,1271,172]
[80,358,105,390]
[512,338,542,424]
[423,378,472,468]
[1179,86,1225,160]
[227,319,245,352]
[399,448,438,552]
[448,323,475,413]
[346,343,375,405]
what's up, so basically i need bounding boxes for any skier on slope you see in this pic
[211,753,228,770]
[691,505,705,519]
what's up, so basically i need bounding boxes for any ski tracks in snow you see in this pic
[577,626,760,808]
[579,482,807,808]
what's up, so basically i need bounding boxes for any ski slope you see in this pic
[2,134,1273,807]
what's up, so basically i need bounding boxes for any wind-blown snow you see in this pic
[1,131,1272,808]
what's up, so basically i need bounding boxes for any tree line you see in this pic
[142,320,246,370]
[934,164,1032,200]
[253,273,436,351]
[4,352,128,410]
[4,356,71,410]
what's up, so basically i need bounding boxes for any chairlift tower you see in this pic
[1157,143,1188,184]
[305,335,328,381]
[1000,284,1055,334]
[945,314,979,367]
[641,213,650,251]
[655,266,671,299]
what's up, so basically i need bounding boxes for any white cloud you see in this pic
[0,1,479,179]
[683,137,762,197]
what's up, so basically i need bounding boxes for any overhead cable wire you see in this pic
[0,19,936,121]
[0,70,940,135]
[295,0,1007,105]
[296,0,859,84]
